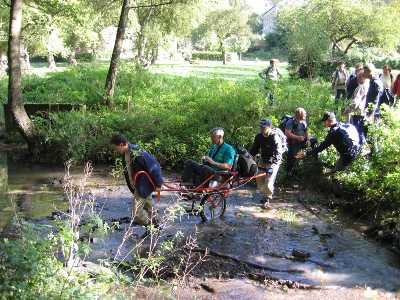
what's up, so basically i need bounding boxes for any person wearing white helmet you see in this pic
[182,127,236,187]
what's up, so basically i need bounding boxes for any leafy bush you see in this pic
[0,221,119,299]
[30,54,68,63]
[335,107,400,225]
[0,65,107,105]
[242,49,288,62]
[76,52,96,62]
[374,57,400,70]
[192,51,223,61]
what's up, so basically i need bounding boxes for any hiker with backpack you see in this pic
[283,108,315,177]
[182,127,236,187]
[364,63,383,121]
[346,63,364,100]
[250,119,287,209]
[110,133,163,226]
[392,73,400,106]
[379,64,395,107]
[331,62,349,102]
[297,112,360,173]
[259,59,281,82]
[259,59,281,105]
[344,68,369,145]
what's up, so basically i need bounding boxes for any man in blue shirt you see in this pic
[182,127,236,187]
[285,107,310,176]
[110,133,163,226]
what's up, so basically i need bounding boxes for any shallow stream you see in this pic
[1,152,399,298]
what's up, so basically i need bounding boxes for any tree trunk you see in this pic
[343,39,357,56]
[68,50,77,65]
[104,0,130,107]
[8,0,41,157]
[150,46,158,65]
[47,53,56,70]
[136,26,146,65]
[20,45,30,71]
[219,40,226,65]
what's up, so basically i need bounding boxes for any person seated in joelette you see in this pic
[182,127,236,187]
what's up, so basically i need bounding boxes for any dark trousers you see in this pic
[286,141,306,173]
[182,160,216,187]
[334,149,359,172]
[335,89,346,102]
[286,136,317,173]
[349,115,366,145]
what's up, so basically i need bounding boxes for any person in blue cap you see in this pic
[250,119,286,209]
[110,133,163,226]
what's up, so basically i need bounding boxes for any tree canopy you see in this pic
[277,0,400,75]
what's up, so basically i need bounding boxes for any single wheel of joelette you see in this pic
[199,193,227,222]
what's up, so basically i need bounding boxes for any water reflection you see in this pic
[0,153,67,232]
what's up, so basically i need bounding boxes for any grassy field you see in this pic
[150,60,290,81]
[20,60,288,81]
[23,59,398,81]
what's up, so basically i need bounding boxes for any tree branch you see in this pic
[343,38,357,55]
[128,0,173,10]
[1,0,10,7]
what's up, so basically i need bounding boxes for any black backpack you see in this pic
[379,88,395,107]
[279,115,293,133]
[279,115,307,134]
[236,147,258,177]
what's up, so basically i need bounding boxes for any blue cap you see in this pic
[128,143,140,151]
[260,119,272,128]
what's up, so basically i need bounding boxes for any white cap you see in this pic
[210,127,224,136]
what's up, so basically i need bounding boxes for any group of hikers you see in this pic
[108,60,396,226]
[110,109,360,224]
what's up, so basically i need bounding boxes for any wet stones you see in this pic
[291,249,311,260]
[311,224,334,238]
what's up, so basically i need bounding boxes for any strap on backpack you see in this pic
[211,143,224,159]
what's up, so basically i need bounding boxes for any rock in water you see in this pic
[292,249,310,260]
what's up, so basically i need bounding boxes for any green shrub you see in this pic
[192,51,223,61]
[76,52,96,62]
[29,68,340,170]
[0,221,119,299]
[374,58,400,70]
[335,107,400,222]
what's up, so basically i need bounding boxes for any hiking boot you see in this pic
[261,198,273,210]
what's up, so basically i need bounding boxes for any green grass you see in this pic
[150,60,289,81]
[276,208,301,227]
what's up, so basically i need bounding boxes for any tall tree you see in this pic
[103,0,195,106]
[202,8,250,64]
[279,0,400,59]
[104,0,130,107]
[8,0,41,156]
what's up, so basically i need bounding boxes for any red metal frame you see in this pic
[133,169,268,203]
